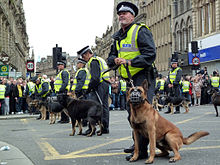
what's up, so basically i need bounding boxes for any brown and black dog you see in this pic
[162,95,190,114]
[127,79,209,163]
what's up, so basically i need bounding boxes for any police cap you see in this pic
[116,1,138,17]
[77,58,87,64]
[77,46,91,57]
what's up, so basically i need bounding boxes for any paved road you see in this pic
[0,105,220,165]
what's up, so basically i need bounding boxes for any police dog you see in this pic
[127,80,209,163]
[47,96,62,124]
[57,95,103,137]
[162,95,190,114]
[35,100,47,120]
[207,87,220,117]
[152,93,164,111]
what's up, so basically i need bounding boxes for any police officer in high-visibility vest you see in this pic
[71,58,89,99]
[54,60,70,124]
[77,45,110,135]
[119,78,127,110]
[34,76,50,120]
[165,53,182,114]
[181,76,191,101]
[155,74,165,95]
[107,1,156,161]
[0,80,6,115]
[210,71,220,92]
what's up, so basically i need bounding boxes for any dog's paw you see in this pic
[145,158,154,164]
[169,158,176,163]
[69,133,75,136]
[129,156,138,162]
[97,132,102,136]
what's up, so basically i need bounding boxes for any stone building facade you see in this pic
[0,0,29,77]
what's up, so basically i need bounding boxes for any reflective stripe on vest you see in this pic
[0,84,6,99]
[116,24,150,78]
[211,77,220,87]
[28,82,35,93]
[72,68,90,91]
[120,79,127,91]
[159,79,165,91]
[169,67,181,84]
[54,69,70,92]
[36,79,51,97]
[87,56,110,82]
[182,81,190,92]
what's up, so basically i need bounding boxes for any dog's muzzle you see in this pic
[129,88,144,104]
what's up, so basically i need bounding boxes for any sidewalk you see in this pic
[0,114,38,120]
[0,141,34,165]
[0,114,37,165]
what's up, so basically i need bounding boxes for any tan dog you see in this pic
[34,100,47,120]
[152,93,164,111]
[128,80,209,163]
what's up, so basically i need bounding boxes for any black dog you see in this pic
[57,95,103,137]
[162,96,190,114]
[207,88,220,117]
[47,96,63,124]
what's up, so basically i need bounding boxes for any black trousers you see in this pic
[57,94,69,122]
[127,70,155,154]
[9,97,16,114]
[88,81,109,131]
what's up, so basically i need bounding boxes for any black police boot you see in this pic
[124,144,134,153]
[82,129,96,136]
[36,114,42,120]
[125,151,148,161]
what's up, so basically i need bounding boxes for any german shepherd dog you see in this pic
[161,95,190,114]
[57,95,103,137]
[33,99,47,120]
[207,87,220,117]
[152,93,164,111]
[127,80,209,163]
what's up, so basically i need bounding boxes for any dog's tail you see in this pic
[183,131,209,145]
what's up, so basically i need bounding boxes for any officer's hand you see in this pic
[168,84,173,88]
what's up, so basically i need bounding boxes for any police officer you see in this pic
[54,60,70,124]
[77,46,110,135]
[181,75,190,101]
[210,71,220,92]
[0,80,6,115]
[34,76,50,120]
[71,58,89,99]
[107,1,156,161]
[165,53,182,114]
[155,74,165,95]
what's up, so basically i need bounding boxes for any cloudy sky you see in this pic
[22,0,114,61]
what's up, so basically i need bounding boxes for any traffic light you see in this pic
[191,41,198,53]
[52,44,62,69]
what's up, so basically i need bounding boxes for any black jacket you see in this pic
[59,70,69,93]
[88,59,101,91]
[75,69,87,97]
[107,22,156,70]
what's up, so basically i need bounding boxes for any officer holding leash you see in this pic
[54,59,70,124]
[107,1,156,161]
[164,53,182,114]
[34,76,50,120]
[77,46,110,135]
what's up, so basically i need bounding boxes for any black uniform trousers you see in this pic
[127,70,155,155]
[88,81,109,131]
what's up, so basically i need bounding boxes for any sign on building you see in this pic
[0,65,9,77]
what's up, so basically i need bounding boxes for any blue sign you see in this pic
[188,45,220,64]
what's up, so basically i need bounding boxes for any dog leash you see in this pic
[123,62,134,88]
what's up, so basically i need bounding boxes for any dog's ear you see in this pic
[142,79,148,91]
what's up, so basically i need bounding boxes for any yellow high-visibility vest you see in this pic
[0,84,6,99]
[116,23,150,78]
[169,67,181,84]
[211,77,220,88]
[54,69,70,92]
[87,56,110,82]
[72,68,90,91]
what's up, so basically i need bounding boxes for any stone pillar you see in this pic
[216,0,220,30]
